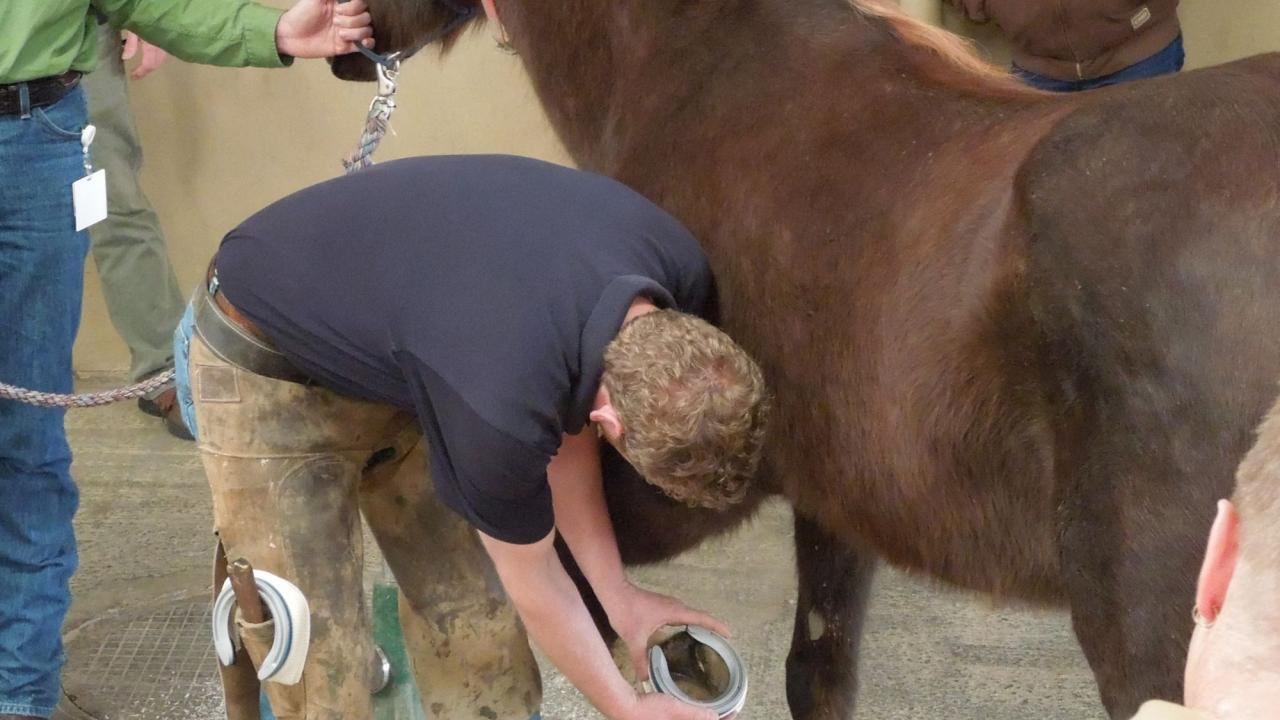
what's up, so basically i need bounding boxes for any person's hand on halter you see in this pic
[275,0,376,59]
[121,32,169,80]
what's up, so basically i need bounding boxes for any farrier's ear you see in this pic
[589,404,625,444]
[1195,499,1240,624]
[479,0,501,24]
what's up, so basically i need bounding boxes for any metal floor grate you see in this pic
[62,599,226,720]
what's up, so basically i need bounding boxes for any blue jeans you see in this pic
[0,85,90,719]
[173,300,199,441]
[1014,35,1185,92]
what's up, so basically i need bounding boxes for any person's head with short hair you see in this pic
[589,308,769,510]
[1184,398,1280,717]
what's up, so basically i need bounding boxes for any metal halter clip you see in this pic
[375,53,402,99]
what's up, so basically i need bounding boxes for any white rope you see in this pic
[342,95,395,173]
[0,369,175,409]
[342,58,400,174]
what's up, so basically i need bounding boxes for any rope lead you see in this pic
[0,369,176,409]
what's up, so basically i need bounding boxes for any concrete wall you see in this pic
[73,1,1279,373]
[74,12,568,373]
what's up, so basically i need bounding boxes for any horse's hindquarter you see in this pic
[1019,54,1280,608]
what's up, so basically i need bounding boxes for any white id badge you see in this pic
[73,169,107,231]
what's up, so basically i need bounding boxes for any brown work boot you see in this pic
[138,386,194,442]
[136,376,171,417]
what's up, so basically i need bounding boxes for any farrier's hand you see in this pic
[275,0,375,59]
[605,581,732,682]
[121,32,169,80]
[620,692,719,720]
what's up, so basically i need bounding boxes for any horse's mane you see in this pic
[850,0,1032,93]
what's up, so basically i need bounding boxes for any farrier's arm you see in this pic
[547,430,629,604]
[479,530,716,720]
[480,532,639,719]
[546,429,731,678]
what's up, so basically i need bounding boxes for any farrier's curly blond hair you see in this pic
[601,310,770,510]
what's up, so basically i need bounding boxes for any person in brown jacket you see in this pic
[946,0,1184,91]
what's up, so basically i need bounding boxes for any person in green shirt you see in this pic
[81,26,199,441]
[0,2,372,718]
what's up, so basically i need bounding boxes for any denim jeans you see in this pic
[0,85,90,718]
[1014,35,1185,92]
[173,299,199,440]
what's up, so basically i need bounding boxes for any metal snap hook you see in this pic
[376,54,402,98]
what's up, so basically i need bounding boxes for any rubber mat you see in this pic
[62,598,225,720]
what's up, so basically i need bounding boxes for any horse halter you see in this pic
[342,0,479,70]
[339,0,477,172]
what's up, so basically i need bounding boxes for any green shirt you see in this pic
[0,0,289,85]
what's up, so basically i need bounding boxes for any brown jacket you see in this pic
[947,0,1181,81]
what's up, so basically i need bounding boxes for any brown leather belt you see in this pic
[0,71,82,116]
[205,264,271,342]
[192,262,312,385]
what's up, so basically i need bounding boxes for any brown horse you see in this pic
[332,2,1280,717]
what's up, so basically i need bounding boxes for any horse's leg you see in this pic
[786,514,876,720]
[1058,460,1217,718]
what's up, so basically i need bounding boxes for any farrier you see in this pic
[178,154,769,720]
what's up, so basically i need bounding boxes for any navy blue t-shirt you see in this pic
[216,155,713,544]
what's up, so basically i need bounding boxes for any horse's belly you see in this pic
[779,359,1068,605]
[815,460,1067,604]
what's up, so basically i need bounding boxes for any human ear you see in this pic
[589,404,625,445]
[1194,499,1239,625]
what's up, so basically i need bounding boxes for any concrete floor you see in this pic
[63,377,1106,719]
